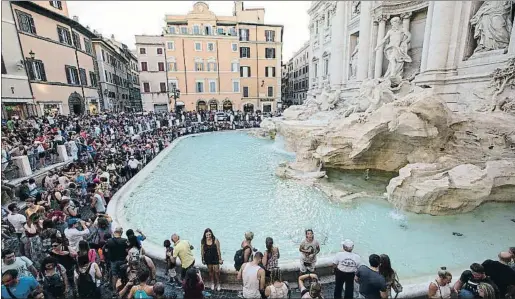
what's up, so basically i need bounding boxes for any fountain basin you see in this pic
[107,131,515,291]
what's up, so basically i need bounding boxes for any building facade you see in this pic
[307,1,515,112]
[137,1,283,113]
[127,50,142,112]
[1,1,35,119]
[135,35,170,113]
[288,41,309,105]
[10,1,100,115]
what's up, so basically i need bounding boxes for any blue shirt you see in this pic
[1,276,39,299]
[137,235,146,245]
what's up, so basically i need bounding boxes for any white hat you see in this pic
[341,239,354,248]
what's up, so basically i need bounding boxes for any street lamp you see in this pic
[171,84,180,113]
[29,50,35,59]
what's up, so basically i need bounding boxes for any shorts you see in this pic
[110,261,125,277]
[38,152,46,159]
[299,261,315,273]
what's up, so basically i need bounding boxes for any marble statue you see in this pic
[352,1,361,17]
[470,1,513,53]
[350,39,359,79]
[375,16,412,84]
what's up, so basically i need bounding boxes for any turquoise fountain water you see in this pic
[123,131,515,278]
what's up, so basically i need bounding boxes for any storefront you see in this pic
[260,99,274,113]
[42,103,61,116]
[1,102,36,119]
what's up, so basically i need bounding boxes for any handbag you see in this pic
[392,272,403,298]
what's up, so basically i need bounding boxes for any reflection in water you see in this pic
[124,131,515,278]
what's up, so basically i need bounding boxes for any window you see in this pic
[71,32,81,50]
[326,11,331,27]
[167,41,175,50]
[231,62,239,72]
[89,71,97,87]
[143,82,150,92]
[160,82,166,92]
[267,86,274,97]
[196,81,204,93]
[101,50,105,61]
[217,27,224,35]
[207,62,217,72]
[207,42,214,52]
[323,58,329,76]
[195,61,204,71]
[168,61,177,71]
[240,66,251,77]
[232,43,238,52]
[315,22,319,34]
[265,66,276,77]
[229,27,237,36]
[240,47,251,58]
[180,27,188,34]
[243,86,249,97]
[169,26,176,34]
[265,30,275,42]
[157,48,163,55]
[193,25,200,35]
[139,48,146,54]
[84,38,92,54]
[314,62,318,77]
[25,59,47,81]
[233,80,240,92]
[141,62,148,71]
[104,70,108,82]
[79,68,87,86]
[195,42,202,51]
[209,80,216,93]
[49,1,62,9]
[265,48,276,59]
[205,26,212,35]
[57,26,72,45]
[65,65,79,85]
[1,56,6,74]
[16,11,37,34]
[158,62,165,71]
[239,29,249,41]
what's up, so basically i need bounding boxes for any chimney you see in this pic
[111,34,115,40]
[72,15,79,22]
[93,29,98,34]
[86,25,90,30]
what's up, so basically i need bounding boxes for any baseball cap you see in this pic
[67,218,79,226]
[342,239,354,248]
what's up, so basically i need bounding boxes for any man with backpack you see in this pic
[74,254,102,298]
[104,227,128,292]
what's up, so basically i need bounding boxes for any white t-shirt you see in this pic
[64,227,90,251]
[333,251,361,273]
[1,256,34,278]
[128,159,140,169]
[7,213,26,233]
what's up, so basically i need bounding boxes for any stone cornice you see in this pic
[372,0,428,18]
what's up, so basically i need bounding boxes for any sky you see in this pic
[67,1,311,61]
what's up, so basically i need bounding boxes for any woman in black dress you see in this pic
[201,228,222,291]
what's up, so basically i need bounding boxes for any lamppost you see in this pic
[170,83,180,114]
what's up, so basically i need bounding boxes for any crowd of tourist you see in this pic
[1,110,515,299]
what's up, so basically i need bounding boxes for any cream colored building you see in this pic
[10,0,100,115]
[1,1,35,119]
[137,1,283,113]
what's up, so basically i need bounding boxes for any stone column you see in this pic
[420,2,434,72]
[509,22,515,54]
[356,1,373,80]
[401,12,412,32]
[12,156,32,177]
[330,2,345,88]
[57,145,69,162]
[374,15,388,79]
[368,21,379,78]
[422,1,457,72]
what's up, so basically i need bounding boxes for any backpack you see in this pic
[77,263,98,298]
[41,265,65,297]
[133,286,151,299]
[234,246,250,271]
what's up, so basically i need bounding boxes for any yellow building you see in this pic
[148,1,283,113]
[10,1,100,115]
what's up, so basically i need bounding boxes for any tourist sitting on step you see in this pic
[453,263,499,299]
[298,273,323,299]
[428,267,454,299]
[482,252,515,298]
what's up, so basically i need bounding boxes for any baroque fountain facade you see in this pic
[264,1,515,215]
